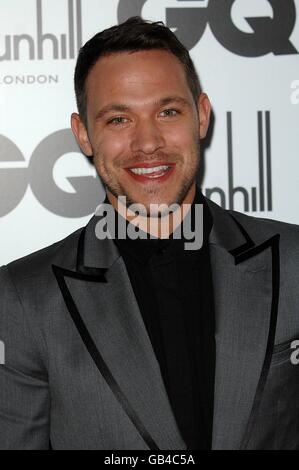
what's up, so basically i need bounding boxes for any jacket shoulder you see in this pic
[206,197,299,262]
[227,207,299,247]
[2,225,84,285]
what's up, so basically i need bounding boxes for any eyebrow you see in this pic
[94,96,190,121]
[95,104,130,121]
[157,96,190,108]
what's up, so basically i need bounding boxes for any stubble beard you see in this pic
[94,139,201,217]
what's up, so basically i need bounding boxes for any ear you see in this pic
[198,93,211,139]
[71,113,93,156]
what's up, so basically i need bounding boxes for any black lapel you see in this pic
[52,215,185,451]
[206,199,280,449]
[235,232,280,449]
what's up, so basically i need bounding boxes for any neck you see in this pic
[107,184,196,239]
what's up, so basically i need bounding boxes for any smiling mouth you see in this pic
[125,163,175,180]
[130,164,171,177]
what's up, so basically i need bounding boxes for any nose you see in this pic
[130,119,165,155]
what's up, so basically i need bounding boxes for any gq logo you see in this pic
[0,130,103,218]
[118,0,298,56]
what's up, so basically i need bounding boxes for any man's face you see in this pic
[72,49,211,213]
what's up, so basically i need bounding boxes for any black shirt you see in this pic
[108,188,215,450]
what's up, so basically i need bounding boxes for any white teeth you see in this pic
[129,165,170,175]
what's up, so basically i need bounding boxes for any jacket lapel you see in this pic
[53,215,186,451]
[53,198,280,450]
[206,199,280,449]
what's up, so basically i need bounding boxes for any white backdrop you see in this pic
[0,0,298,265]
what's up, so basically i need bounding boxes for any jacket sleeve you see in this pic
[0,265,50,450]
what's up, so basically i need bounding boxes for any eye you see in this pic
[107,116,129,126]
[159,108,180,118]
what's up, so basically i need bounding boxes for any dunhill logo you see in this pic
[205,111,273,212]
[0,0,82,61]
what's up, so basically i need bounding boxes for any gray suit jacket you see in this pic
[1,198,299,450]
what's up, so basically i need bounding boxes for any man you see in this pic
[1,17,299,450]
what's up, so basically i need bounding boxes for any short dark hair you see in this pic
[74,16,202,127]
